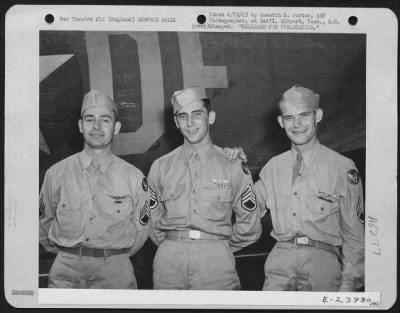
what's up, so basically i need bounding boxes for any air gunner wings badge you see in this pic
[108,194,128,204]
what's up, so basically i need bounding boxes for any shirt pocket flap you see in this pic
[161,184,185,201]
[307,194,339,215]
[100,195,132,217]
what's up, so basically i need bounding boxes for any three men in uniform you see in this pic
[39,85,364,291]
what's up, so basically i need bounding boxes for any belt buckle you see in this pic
[189,230,201,240]
[296,236,309,245]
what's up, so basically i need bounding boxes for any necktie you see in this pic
[89,160,99,175]
[292,153,303,183]
[88,160,100,192]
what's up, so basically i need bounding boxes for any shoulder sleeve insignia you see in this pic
[347,169,360,184]
[356,197,365,224]
[241,161,250,175]
[39,194,45,219]
[139,201,150,225]
[149,187,159,210]
[142,177,149,191]
[241,184,257,212]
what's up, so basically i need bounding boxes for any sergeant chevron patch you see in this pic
[140,201,150,225]
[356,197,364,224]
[241,184,257,212]
[149,187,158,210]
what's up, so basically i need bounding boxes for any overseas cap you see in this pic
[81,89,119,116]
[281,84,320,109]
[171,86,208,113]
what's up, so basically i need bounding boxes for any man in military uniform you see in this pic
[39,90,150,289]
[147,86,261,290]
[254,84,365,291]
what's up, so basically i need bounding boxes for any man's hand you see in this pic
[223,147,248,163]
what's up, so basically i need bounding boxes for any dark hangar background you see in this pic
[39,31,366,289]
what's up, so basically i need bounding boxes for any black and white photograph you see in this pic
[4,4,397,309]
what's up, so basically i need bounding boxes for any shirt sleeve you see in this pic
[254,164,270,218]
[230,161,262,252]
[147,160,166,246]
[39,170,59,254]
[339,162,365,291]
[128,170,150,256]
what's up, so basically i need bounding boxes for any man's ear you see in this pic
[78,119,83,134]
[208,110,216,125]
[114,121,122,135]
[315,108,323,124]
[277,115,284,128]
[173,115,180,129]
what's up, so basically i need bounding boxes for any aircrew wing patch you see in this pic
[39,194,45,219]
[140,201,150,225]
[347,169,360,185]
[149,187,159,210]
[241,184,257,212]
[142,177,149,191]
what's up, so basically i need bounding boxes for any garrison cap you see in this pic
[81,89,119,116]
[171,86,208,114]
[280,84,320,109]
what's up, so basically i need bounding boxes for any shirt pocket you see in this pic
[98,194,132,219]
[306,194,340,233]
[161,184,186,220]
[200,186,233,222]
[55,190,82,237]
[306,194,340,216]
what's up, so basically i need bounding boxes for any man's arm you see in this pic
[128,172,150,256]
[230,160,262,252]
[147,161,166,246]
[224,146,270,217]
[39,171,59,254]
[339,163,365,291]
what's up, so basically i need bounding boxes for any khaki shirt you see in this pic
[255,141,365,290]
[148,142,261,252]
[39,151,150,256]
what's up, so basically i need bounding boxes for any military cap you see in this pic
[81,89,119,116]
[280,84,320,109]
[171,86,208,113]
